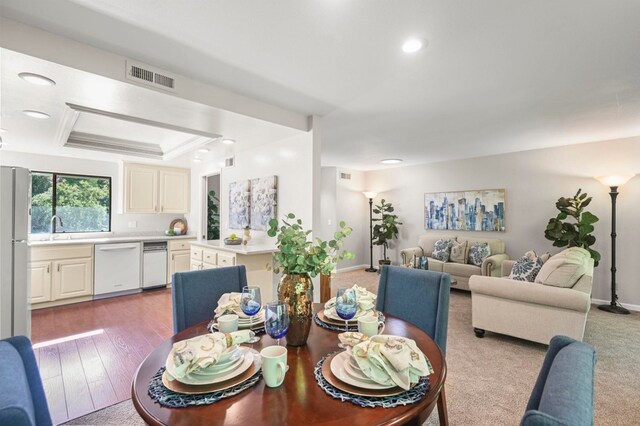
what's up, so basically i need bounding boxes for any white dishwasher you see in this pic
[94,242,142,296]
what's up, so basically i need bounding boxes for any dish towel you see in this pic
[352,335,433,390]
[214,292,253,319]
[170,330,252,379]
[324,285,376,319]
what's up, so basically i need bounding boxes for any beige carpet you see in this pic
[66,269,640,425]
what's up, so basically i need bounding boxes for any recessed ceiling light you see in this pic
[381,158,403,164]
[23,110,50,119]
[19,72,56,86]
[221,139,235,145]
[402,38,426,53]
[197,148,209,153]
[192,157,202,163]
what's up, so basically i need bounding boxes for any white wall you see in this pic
[0,151,185,235]
[320,167,368,270]
[364,137,640,307]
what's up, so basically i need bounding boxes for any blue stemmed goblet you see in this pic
[241,286,262,343]
[265,301,290,346]
[335,288,357,348]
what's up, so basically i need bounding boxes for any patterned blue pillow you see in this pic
[432,239,454,262]
[467,242,491,266]
[509,255,544,282]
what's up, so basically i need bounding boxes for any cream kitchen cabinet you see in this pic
[168,238,195,285]
[30,244,94,309]
[189,241,275,302]
[124,163,190,214]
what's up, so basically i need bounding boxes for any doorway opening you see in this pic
[204,174,220,241]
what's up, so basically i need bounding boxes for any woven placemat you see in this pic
[148,367,262,408]
[314,352,430,408]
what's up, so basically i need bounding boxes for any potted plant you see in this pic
[267,213,353,346]
[544,188,601,266]
[207,190,220,240]
[372,199,402,268]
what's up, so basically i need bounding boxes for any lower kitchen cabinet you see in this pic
[29,261,52,304]
[168,238,196,285]
[30,244,94,309]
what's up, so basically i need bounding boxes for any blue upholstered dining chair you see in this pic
[376,265,451,425]
[172,265,248,333]
[521,335,596,426]
[0,336,52,426]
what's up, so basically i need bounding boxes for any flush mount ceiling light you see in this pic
[23,110,50,119]
[192,157,202,163]
[18,72,56,86]
[221,138,235,145]
[0,128,6,133]
[381,158,403,164]
[402,38,427,53]
[197,148,210,153]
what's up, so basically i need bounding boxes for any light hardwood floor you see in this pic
[31,289,174,425]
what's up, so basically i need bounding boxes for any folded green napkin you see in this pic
[214,292,253,319]
[170,330,252,379]
[352,335,433,390]
[324,285,376,319]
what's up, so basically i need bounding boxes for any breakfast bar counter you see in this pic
[188,240,277,302]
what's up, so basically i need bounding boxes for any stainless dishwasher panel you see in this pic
[94,242,142,296]
[143,242,168,289]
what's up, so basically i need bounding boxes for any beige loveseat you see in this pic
[468,251,594,344]
[400,235,508,291]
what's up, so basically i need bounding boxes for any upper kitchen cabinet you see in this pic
[124,163,190,214]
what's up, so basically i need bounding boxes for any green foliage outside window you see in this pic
[31,172,111,234]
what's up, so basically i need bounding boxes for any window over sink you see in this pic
[31,171,111,234]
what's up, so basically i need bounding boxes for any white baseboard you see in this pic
[336,264,369,273]
[591,298,640,312]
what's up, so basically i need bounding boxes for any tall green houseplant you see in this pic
[267,213,353,346]
[544,189,601,266]
[372,199,402,262]
[207,190,220,240]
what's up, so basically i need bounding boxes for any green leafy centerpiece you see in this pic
[268,213,353,346]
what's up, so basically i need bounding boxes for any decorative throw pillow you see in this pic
[467,242,491,266]
[509,255,545,282]
[534,247,590,288]
[432,239,454,262]
[413,255,429,270]
[449,241,468,264]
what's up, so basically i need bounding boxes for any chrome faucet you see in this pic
[50,215,64,240]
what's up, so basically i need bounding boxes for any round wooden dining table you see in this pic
[132,304,446,426]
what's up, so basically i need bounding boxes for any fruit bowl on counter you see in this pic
[224,234,242,245]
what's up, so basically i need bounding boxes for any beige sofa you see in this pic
[400,235,508,291]
[468,255,594,344]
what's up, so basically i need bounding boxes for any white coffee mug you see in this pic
[217,314,239,333]
[357,315,385,337]
[260,345,289,388]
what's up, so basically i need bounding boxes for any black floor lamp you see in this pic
[595,174,635,315]
[363,191,378,272]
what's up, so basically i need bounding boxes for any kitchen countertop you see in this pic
[29,234,196,247]
[190,240,277,255]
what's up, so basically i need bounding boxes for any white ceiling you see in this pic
[2,0,640,170]
[0,49,303,165]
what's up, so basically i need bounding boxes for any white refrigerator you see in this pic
[0,166,31,339]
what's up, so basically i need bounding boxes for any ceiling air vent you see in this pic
[126,60,176,91]
[340,172,351,180]
[225,156,235,168]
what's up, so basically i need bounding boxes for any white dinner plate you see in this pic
[166,346,255,385]
[329,351,395,390]
[343,357,378,384]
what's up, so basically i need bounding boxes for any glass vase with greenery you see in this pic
[267,213,353,345]
[371,199,402,263]
[544,188,601,266]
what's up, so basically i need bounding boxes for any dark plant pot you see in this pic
[378,259,391,274]
[278,273,313,346]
